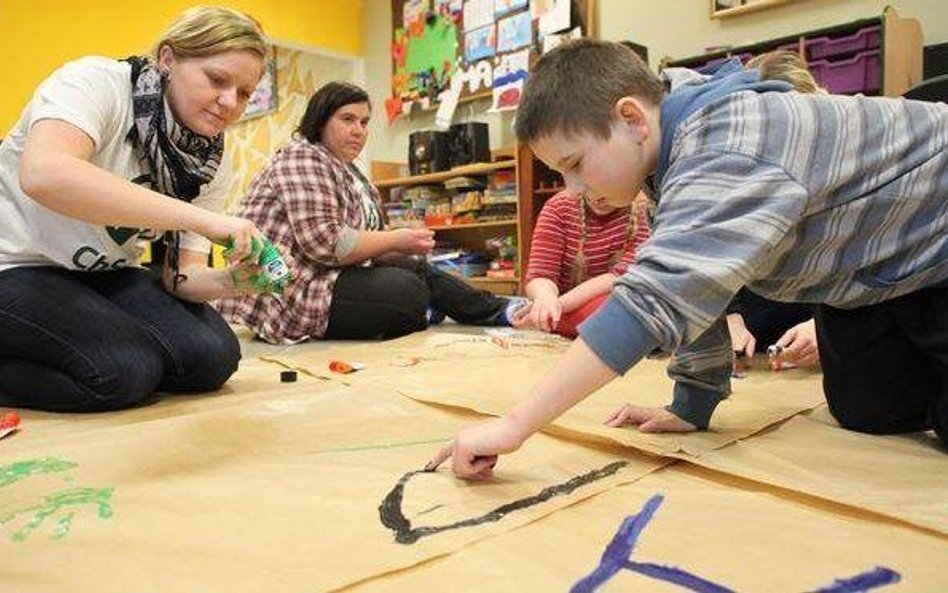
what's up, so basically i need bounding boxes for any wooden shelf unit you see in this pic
[373,154,522,295]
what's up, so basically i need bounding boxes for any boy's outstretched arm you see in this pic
[427,337,617,479]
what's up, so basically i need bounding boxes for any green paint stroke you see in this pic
[322,437,449,454]
[0,457,77,488]
[1,486,114,542]
[405,14,458,88]
[1,457,114,542]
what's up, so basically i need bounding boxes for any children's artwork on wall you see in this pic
[463,0,494,31]
[435,0,463,13]
[538,0,571,36]
[390,0,596,123]
[494,0,528,19]
[464,60,495,93]
[491,48,529,111]
[403,0,427,29]
[465,24,497,62]
[542,25,582,54]
[496,11,533,53]
[239,46,277,121]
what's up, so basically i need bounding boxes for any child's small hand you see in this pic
[425,416,527,480]
[726,313,757,358]
[528,294,562,332]
[772,318,819,367]
[604,404,697,433]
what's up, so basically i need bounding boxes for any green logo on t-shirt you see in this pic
[105,226,140,246]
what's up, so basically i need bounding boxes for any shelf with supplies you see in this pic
[372,148,522,296]
[665,7,922,97]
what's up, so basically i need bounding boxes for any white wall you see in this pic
[363,0,948,167]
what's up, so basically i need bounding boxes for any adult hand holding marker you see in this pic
[768,319,820,370]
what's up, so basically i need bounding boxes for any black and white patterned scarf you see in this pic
[124,56,225,288]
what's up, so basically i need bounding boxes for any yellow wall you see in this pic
[0,1,364,134]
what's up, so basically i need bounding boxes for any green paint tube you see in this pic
[225,237,292,295]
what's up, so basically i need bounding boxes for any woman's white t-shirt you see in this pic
[0,56,228,273]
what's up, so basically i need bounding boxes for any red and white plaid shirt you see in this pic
[216,139,377,343]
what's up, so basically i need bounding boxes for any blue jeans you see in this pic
[0,266,240,412]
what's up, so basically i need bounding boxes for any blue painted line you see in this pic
[570,494,901,593]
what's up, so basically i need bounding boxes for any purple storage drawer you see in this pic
[806,25,881,60]
[776,42,802,55]
[808,49,880,95]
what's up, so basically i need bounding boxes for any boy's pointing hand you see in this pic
[425,416,527,480]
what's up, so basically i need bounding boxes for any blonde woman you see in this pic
[0,7,268,412]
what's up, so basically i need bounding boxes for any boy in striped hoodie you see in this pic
[430,39,948,479]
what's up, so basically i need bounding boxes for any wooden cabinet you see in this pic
[514,143,564,290]
[373,151,522,296]
[666,7,923,97]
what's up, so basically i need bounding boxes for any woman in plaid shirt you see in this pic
[217,82,525,343]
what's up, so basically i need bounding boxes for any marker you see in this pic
[0,411,21,441]
[329,360,366,374]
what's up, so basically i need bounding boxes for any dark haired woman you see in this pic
[216,81,525,343]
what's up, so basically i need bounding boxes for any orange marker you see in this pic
[0,411,20,440]
[329,360,365,374]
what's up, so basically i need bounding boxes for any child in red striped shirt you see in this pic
[514,191,650,337]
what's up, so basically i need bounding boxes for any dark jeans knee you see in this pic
[162,308,241,392]
[371,269,428,339]
[68,341,165,412]
[326,266,429,340]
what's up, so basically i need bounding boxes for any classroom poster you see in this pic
[464,24,497,62]
[494,0,528,19]
[491,48,529,111]
[496,10,532,53]
[463,0,494,31]
[403,0,427,29]
[436,0,463,13]
[240,47,277,121]
[538,0,570,36]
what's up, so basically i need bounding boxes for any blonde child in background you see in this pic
[514,191,650,337]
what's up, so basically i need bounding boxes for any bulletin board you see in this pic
[387,0,596,122]
[239,45,278,121]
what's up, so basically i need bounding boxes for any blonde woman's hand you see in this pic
[227,258,263,295]
[392,228,436,255]
[195,212,261,262]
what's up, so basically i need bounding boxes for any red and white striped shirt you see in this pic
[525,192,650,293]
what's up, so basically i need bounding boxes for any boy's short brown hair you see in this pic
[515,39,664,143]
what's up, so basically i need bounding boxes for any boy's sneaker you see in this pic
[501,297,531,326]
[426,306,447,326]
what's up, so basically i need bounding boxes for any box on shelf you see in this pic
[809,49,881,94]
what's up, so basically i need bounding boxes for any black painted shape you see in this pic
[379,460,629,545]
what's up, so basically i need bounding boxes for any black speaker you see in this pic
[448,122,490,168]
[409,130,451,175]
